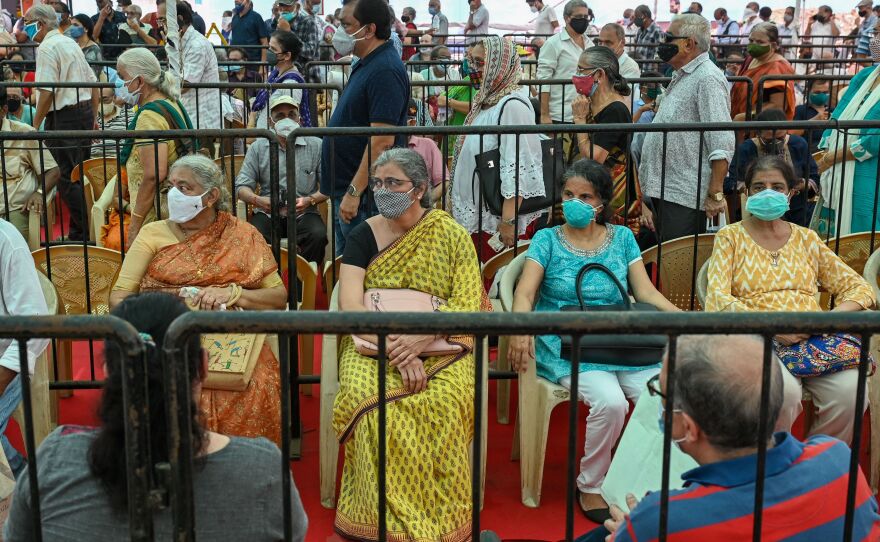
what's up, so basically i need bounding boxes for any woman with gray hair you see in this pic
[333,147,483,540]
[571,46,642,235]
[116,46,198,250]
[731,21,795,121]
[110,153,287,446]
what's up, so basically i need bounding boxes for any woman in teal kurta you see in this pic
[816,57,880,235]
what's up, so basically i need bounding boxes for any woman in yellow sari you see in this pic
[334,148,484,542]
[109,155,286,446]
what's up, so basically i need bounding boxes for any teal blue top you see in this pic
[527,224,659,382]
[9,104,42,130]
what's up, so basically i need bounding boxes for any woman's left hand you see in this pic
[387,334,436,367]
[775,333,810,346]
[499,222,515,248]
[192,286,234,311]
[571,94,591,122]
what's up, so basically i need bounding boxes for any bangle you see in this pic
[131,210,145,219]
[227,283,243,307]
[501,217,516,226]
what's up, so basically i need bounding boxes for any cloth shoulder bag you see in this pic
[774,333,876,377]
[474,96,564,216]
[559,262,667,366]
[352,288,463,357]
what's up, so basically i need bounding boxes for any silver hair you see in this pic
[579,46,631,96]
[117,48,181,101]
[563,0,588,19]
[372,148,433,209]
[127,4,143,17]
[26,4,58,29]
[672,13,711,52]
[169,155,231,212]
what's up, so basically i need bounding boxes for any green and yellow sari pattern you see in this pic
[333,210,484,542]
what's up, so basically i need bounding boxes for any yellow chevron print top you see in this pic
[706,222,875,312]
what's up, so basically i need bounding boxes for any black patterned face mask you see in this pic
[871,35,880,63]
[374,187,416,219]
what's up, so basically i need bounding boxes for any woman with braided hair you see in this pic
[571,45,642,236]
[450,35,546,263]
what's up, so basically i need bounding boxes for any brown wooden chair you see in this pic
[279,249,318,395]
[641,234,717,311]
[70,158,118,243]
[481,242,530,425]
[30,246,122,400]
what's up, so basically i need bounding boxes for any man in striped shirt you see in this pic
[600,335,880,542]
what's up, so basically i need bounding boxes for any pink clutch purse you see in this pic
[352,288,463,357]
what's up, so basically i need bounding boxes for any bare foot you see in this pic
[579,492,609,511]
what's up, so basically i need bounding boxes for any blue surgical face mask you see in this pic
[222,64,242,73]
[657,403,687,446]
[65,25,85,39]
[562,198,601,229]
[429,7,439,15]
[746,189,790,221]
[280,11,294,22]
[24,22,39,40]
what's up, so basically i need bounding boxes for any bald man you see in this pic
[588,335,880,542]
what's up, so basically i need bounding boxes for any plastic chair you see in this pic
[864,247,880,310]
[279,248,318,395]
[481,242,530,425]
[500,252,571,507]
[319,285,488,509]
[70,158,118,243]
[31,246,122,401]
[323,255,342,297]
[820,232,879,309]
[11,270,58,452]
[26,189,56,251]
[641,233,717,311]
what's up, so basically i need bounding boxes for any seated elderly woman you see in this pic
[706,155,876,445]
[333,148,483,542]
[109,155,287,446]
[4,292,307,540]
[507,159,679,522]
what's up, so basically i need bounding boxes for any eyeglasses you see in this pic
[646,374,666,399]
[569,15,590,21]
[593,38,614,47]
[662,32,688,43]
[369,177,413,190]
[575,66,598,76]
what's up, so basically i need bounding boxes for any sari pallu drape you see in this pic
[332,210,485,542]
[731,58,796,120]
[140,212,283,446]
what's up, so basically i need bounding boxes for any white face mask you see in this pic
[167,186,209,223]
[332,25,366,57]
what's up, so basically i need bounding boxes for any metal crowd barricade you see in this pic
[1,315,145,541]
[162,309,880,541]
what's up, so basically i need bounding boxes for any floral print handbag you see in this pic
[774,333,876,378]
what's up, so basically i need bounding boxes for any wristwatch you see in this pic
[346,184,361,198]
[708,192,725,202]
[501,217,516,226]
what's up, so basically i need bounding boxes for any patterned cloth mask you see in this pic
[374,187,416,219]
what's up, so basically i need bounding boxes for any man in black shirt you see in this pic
[92,0,127,60]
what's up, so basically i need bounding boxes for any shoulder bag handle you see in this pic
[574,262,632,311]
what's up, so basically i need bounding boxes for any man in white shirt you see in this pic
[427,0,448,44]
[26,4,98,242]
[803,5,840,64]
[464,0,489,42]
[0,218,50,477]
[596,23,641,80]
[740,1,760,36]
[778,6,800,61]
[713,7,741,57]
[528,0,559,36]
[161,1,220,130]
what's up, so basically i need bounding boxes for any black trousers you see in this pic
[250,211,328,264]
[45,103,94,241]
[651,197,707,243]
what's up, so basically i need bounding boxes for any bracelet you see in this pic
[131,210,145,219]
[227,283,243,307]
[501,217,516,226]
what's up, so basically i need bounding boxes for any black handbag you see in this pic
[560,263,668,367]
[473,96,564,217]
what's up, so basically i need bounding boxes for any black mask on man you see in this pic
[657,42,679,62]
[569,18,589,34]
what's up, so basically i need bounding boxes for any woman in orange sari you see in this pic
[731,22,796,121]
[109,155,286,445]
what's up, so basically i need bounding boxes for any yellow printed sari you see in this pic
[333,210,484,542]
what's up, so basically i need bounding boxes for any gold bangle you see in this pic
[227,283,243,307]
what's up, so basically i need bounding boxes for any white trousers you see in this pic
[559,368,660,494]
[777,364,869,445]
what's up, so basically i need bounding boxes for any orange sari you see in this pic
[731,57,796,120]
[140,212,283,445]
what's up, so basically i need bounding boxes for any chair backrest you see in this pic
[279,248,318,309]
[641,233,717,311]
[863,246,880,304]
[324,255,342,297]
[71,158,118,205]
[30,246,123,316]
[215,155,246,193]
[819,232,879,309]
[499,252,530,312]
[481,242,531,288]
[695,260,710,309]
[36,270,59,316]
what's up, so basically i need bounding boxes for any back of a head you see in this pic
[26,4,59,30]
[176,1,193,27]
[117,47,181,101]
[756,107,787,123]
[674,335,784,451]
[342,0,392,40]
[759,6,772,19]
[635,5,652,19]
[91,292,204,512]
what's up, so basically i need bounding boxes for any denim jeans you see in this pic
[0,375,24,477]
[332,196,376,257]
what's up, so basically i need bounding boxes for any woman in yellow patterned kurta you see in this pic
[706,156,875,444]
[334,149,484,542]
